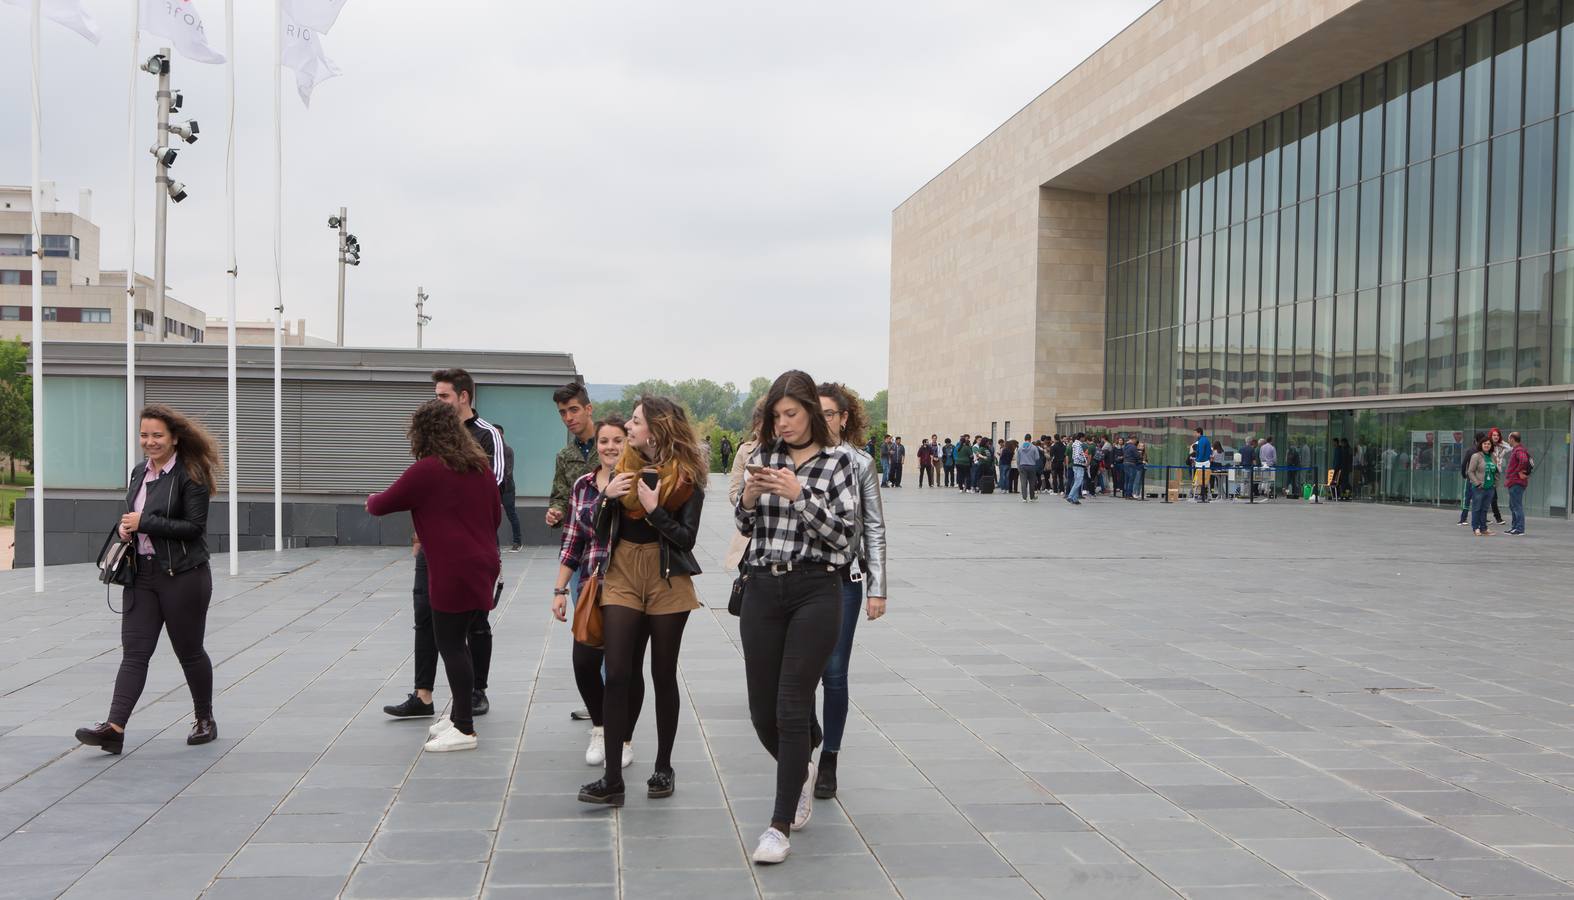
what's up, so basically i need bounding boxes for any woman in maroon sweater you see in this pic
[368,399,501,752]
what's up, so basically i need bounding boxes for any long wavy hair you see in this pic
[630,395,708,486]
[409,399,490,473]
[139,404,221,492]
[816,382,868,449]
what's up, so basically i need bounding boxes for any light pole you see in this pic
[143,48,196,343]
[415,286,431,348]
[328,207,359,346]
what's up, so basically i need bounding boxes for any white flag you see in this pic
[3,0,101,44]
[282,0,349,34]
[282,11,341,107]
[140,0,226,64]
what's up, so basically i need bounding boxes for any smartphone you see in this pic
[640,471,660,490]
[745,464,770,475]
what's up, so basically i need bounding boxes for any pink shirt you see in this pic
[133,454,178,555]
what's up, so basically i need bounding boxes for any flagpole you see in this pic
[272,0,283,553]
[29,0,44,590]
[225,0,238,574]
[125,0,139,476]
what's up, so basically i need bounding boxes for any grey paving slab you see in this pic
[4,486,1574,897]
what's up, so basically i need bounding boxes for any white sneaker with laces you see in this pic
[424,727,477,753]
[792,761,816,831]
[622,741,634,768]
[585,726,606,766]
[752,827,790,864]
[428,717,456,739]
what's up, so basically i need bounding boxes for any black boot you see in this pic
[814,750,838,799]
[647,767,675,799]
[76,722,124,755]
[187,718,218,745]
[382,692,435,718]
[578,776,625,807]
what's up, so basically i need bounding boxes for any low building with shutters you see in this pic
[17,341,581,565]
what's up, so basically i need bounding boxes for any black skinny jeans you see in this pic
[431,609,479,735]
[109,560,214,727]
[413,550,492,691]
[740,566,843,827]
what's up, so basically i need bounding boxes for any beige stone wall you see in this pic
[889,0,1509,437]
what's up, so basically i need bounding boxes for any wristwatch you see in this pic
[553,587,570,596]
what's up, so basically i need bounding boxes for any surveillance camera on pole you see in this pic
[144,47,200,341]
[328,208,364,345]
[168,121,200,144]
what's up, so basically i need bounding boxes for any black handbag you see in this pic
[728,572,747,617]
[97,531,134,588]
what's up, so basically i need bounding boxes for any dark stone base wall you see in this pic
[13,498,556,567]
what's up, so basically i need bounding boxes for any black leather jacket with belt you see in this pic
[113,461,212,575]
[593,487,704,580]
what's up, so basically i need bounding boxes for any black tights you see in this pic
[432,609,477,735]
[602,606,689,785]
[572,640,645,731]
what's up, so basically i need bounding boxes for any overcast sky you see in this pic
[3,0,1152,396]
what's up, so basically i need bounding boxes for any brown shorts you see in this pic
[601,541,701,615]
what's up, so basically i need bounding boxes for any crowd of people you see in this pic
[874,433,1155,502]
[1458,426,1535,536]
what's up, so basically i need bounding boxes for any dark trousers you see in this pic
[1050,463,1065,493]
[919,463,935,487]
[741,567,843,827]
[820,577,863,753]
[432,609,478,735]
[109,561,214,727]
[942,463,955,486]
[501,489,522,545]
[414,551,492,692]
[890,462,903,486]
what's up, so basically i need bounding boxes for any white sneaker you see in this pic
[752,827,790,864]
[428,717,456,739]
[585,726,606,766]
[792,761,815,831]
[622,742,633,769]
[423,727,477,753]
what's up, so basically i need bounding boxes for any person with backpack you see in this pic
[1505,431,1533,536]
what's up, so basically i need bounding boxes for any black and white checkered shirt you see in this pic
[734,440,858,568]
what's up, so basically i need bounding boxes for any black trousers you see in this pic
[1050,463,1065,493]
[889,462,903,486]
[414,551,492,692]
[109,560,214,727]
[740,566,843,827]
[943,464,955,486]
[432,609,478,734]
[501,489,522,545]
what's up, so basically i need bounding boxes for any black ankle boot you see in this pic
[187,718,218,745]
[76,722,124,755]
[814,750,838,799]
[647,767,675,799]
[578,776,625,807]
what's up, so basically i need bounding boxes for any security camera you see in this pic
[149,145,178,167]
[345,234,358,246]
[167,181,188,203]
[141,54,169,75]
[168,121,199,143]
[343,256,361,267]
[170,91,184,112]
[327,215,341,228]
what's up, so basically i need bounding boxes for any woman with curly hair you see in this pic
[578,396,707,807]
[77,405,223,755]
[367,399,502,753]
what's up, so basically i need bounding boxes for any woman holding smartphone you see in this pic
[736,370,859,865]
[577,397,707,807]
[553,416,643,770]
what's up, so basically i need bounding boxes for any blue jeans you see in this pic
[1509,483,1526,533]
[1459,482,1474,524]
[1470,485,1494,532]
[970,461,982,489]
[1122,462,1137,497]
[1068,464,1086,501]
[820,577,863,754]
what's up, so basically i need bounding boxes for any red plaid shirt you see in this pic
[558,470,607,576]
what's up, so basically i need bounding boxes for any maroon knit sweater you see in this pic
[368,455,501,613]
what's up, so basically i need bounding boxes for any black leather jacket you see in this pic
[593,487,704,580]
[114,460,212,575]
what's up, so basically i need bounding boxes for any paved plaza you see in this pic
[2,480,1574,899]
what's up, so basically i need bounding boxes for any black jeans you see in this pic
[740,566,843,827]
[414,550,493,692]
[889,462,903,486]
[943,463,954,486]
[109,560,214,727]
[432,609,478,735]
[501,489,522,545]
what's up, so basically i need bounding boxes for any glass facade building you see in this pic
[1085,0,1574,517]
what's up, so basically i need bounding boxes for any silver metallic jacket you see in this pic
[844,444,888,598]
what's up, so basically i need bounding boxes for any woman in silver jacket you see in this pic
[812,382,888,800]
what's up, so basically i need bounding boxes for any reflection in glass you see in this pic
[1485,262,1516,389]
[1410,42,1436,164]
[1432,151,1460,273]
[1429,275,1458,392]
[1457,268,1486,390]
[1519,255,1550,387]
[1315,298,1333,399]
[1379,285,1402,395]
[1226,315,1241,405]
[1243,310,1260,404]
[1340,78,1361,187]
[1407,162,1431,281]
[1356,289,1378,395]
[1264,118,1281,214]
[1338,186,1358,293]
[1459,143,1489,268]
[1232,132,1248,225]
[1522,120,1554,257]
[1437,29,1464,152]
[1362,67,1385,181]
[1493,2,1525,135]
[1296,300,1313,400]
[1319,88,1339,195]
[1334,294,1355,397]
[1359,179,1381,289]
[1488,132,1521,262]
[1563,0,1574,113]
[1262,212,1280,308]
[1385,56,1409,171]
[1228,223,1244,314]
[1526,0,1558,124]
[1553,251,1574,384]
[1403,280,1428,394]
[1316,195,1336,299]
[1201,146,1216,234]
[1298,202,1316,300]
[1301,98,1320,201]
[1245,218,1262,313]
[1260,305,1277,400]
[1200,235,1216,321]
[1382,173,1405,285]
[1277,303,1295,400]
[1247,123,1263,219]
[1463,17,1493,145]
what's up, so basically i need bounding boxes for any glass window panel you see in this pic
[1407,162,1432,280]
[1215,141,1231,232]
[1280,207,1298,304]
[1162,246,1177,330]
[1379,285,1403,394]
[1148,252,1163,336]
[1363,66,1386,180]
[1316,194,1337,298]
[1560,115,1574,250]
[1403,279,1429,394]
[1359,178,1382,289]
[1385,55,1409,172]
[1319,88,1340,195]
[1231,132,1248,224]
[1334,294,1355,397]
[1200,234,1216,320]
[1135,257,1150,334]
[1436,29,1464,153]
[1356,288,1379,395]
[1138,178,1152,256]
[1489,132,1521,262]
[1264,116,1282,212]
[1486,262,1517,388]
[1526,0,1558,123]
[1553,251,1574,384]
[1338,186,1359,293]
[1295,300,1314,399]
[1106,340,1119,408]
[1201,146,1217,235]
[1381,172,1406,284]
[1226,315,1241,405]
[1246,123,1263,219]
[1463,16,1493,145]
[1315,298,1334,398]
[1195,318,1211,406]
[1185,154,1202,239]
[1282,109,1301,207]
[1162,164,1178,247]
[1147,329,1162,407]
[1276,302,1295,400]
[1213,317,1227,404]
[1563,0,1574,113]
[1228,223,1244,314]
[1410,42,1436,163]
[1298,201,1317,299]
[1432,150,1460,273]
[1493,2,1526,135]
[1429,274,1458,392]
[1522,119,1555,256]
[1245,217,1262,313]
[1259,304,1276,400]
[1185,238,1200,322]
[1214,227,1230,318]
[1460,142,1489,268]
[1519,254,1551,386]
[1244,310,1261,404]
[1301,98,1320,200]
[1261,212,1280,309]
[1340,77,1362,188]
[1457,267,1486,389]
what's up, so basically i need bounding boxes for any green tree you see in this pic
[0,338,32,482]
[865,389,888,435]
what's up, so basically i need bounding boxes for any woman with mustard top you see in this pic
[577,396,707,807]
